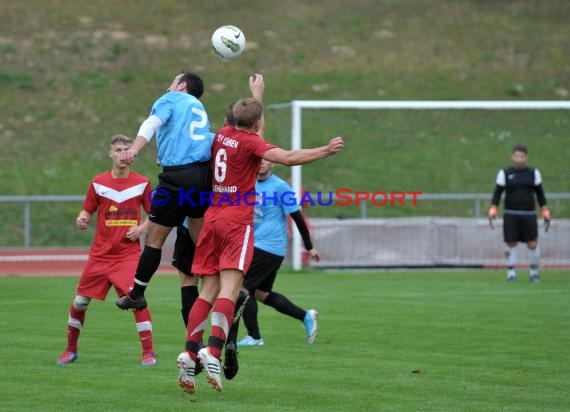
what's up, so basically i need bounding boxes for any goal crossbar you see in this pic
[280,100,570,110]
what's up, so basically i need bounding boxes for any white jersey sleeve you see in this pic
[534,169,542,186]
[495,169,506,186]
[137,114,163,142]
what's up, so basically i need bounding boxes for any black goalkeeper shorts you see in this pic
[503,213,538,243]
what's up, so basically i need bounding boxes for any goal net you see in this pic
[264,101,570,270]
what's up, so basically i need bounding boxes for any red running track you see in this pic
[0,248,176,276]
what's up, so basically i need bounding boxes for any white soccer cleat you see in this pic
[198,347,222,392]
[303,309,318,344]
[177,351,196,394]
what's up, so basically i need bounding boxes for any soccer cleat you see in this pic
[530,274,540,284]
[141,351,157,366]
[507,275,516,283]
[236,335,264,347]
[57,351,78,365]
[198,347,222,392]
[177,352,196,394]
[115,294,147,311]
[303,309,318,344]
[223,341,239,380]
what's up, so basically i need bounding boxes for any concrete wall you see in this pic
[308,217,569,268]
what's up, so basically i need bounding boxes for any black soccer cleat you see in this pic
[194,342,206,376]
[115,294,148,311]
[194,359,203,376]
[223,341,239,380]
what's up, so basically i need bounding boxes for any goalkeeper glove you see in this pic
[541,208,551,233]
[488,206,497,229]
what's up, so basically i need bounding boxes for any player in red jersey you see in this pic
[177,74,344,393]
[57,135,157,367]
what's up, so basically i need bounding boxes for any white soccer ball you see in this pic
[211,25,246,60]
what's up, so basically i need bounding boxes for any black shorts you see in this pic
[172,226,195,276]
[150,162,211,227]
[503,213,538,243]
[243,248,284,293]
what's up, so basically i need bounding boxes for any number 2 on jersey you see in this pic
[214,149,227,183]
[189,107,208,141]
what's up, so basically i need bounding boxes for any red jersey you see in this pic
[206,125,276,224]
[83,170,151,259]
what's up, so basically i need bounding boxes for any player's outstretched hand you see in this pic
[327,137,344,155]
[119,149,137,165]
[249,73,264,102]
[488,206,497,229]
[542,208,551,233]
[308,248,321,262]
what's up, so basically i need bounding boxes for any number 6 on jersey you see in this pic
[214,149,227,183]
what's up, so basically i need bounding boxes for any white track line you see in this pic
[0,255,88,263]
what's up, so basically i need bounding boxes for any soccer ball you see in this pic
[211,25,246,60]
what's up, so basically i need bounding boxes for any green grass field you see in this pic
[1,270,569,411]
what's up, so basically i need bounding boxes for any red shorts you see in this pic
[192,220,254,276]
[76,255,138,300]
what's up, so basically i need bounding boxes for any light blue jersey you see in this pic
[151,91,215,167]
[254,175,300,257]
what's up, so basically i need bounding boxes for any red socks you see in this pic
[66,305,85,352]
[209,298,235,359]
[185,298,213,360]
[134,309,153,353]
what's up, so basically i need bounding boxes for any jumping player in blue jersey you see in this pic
[225,159,320,353]
[116,71,215,311]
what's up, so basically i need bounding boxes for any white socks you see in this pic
[506,246,517,278]
[505,245,540,279]
[528,246,540,276]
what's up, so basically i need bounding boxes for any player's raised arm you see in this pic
[249,74,265,138]
[249,73,264,103]
[263,137,344,166]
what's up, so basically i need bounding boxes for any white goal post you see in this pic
[285,100,570,271]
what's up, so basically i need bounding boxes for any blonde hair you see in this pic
[232,98,262,128]
[110,134,132,146]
